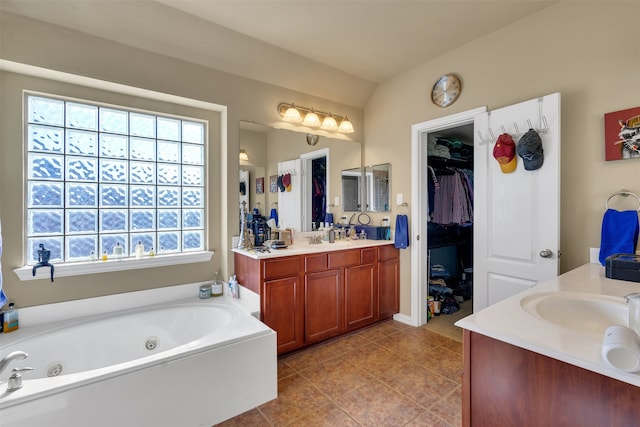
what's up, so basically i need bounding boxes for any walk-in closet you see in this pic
[424,123,474,334]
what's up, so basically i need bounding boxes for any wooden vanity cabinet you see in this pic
[235,244,399,354]
[462,330,640,426]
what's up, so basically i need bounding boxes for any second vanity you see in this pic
[456,263,640,426]
[233,239,399,354]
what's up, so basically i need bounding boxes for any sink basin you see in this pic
[520,292,627,335]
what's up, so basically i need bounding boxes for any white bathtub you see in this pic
[0,283,277,427]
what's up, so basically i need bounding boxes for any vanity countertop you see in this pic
[232,239,394,260]
[456,263,640,387]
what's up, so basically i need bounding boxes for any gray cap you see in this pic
[516,129,544,170]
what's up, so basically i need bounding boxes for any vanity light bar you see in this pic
[277,102,354,133]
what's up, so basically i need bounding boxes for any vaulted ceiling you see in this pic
[0,0,557,107]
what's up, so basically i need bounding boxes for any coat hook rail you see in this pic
[479,114,551,145]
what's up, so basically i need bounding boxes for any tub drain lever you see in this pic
[7,367,34,392]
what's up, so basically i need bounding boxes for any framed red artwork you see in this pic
[604,106,640,161]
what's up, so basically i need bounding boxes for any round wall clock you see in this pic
[431,74,461,108]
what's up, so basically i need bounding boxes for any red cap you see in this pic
[493,133,517,173]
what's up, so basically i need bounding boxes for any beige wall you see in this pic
[364,2,640,315]
[0,12,363,307]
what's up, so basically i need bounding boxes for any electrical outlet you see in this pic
[396,193,403,205]
[590,247,600,264]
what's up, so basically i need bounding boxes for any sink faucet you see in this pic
[0,351,28,377]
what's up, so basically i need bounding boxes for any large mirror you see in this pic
[239,121,361,232]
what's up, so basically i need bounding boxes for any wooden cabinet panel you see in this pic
[262,276,304,354]
[305,269,343,343]
[463,330,640,427]
[378,258,399,319]
[344,263,377,331]
[234,252,260,294]
[263,256,301,280]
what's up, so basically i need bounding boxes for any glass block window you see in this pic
[25,93,207,264]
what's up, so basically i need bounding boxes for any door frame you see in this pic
[409,107,487,327]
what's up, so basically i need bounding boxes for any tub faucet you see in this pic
[0,351,28,377]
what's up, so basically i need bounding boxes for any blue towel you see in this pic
[269,208,278,227]
[599,209,639,265]
[394,214,409,249]
[0,219,6,308]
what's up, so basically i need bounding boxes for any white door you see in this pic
[473,93,561,311]
[277,159,302,231]
[408,94,560,326]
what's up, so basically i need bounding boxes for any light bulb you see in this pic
[282,104,302,123]
[302,109,321,127]
[338,116,354,133]
[321,115,338,131]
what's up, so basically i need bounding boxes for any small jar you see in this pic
[199,284,211,299]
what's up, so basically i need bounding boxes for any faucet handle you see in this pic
[624,293,640,303]
[7,367,34,392]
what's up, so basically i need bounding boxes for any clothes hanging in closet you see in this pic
[429,168,473,225]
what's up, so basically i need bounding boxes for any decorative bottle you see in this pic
[3,303,19,333]
[211,271,224,297]
[135,241,144,259]
[113,242,123,258]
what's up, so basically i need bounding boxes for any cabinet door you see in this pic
[344,263,377,331]
[262,276,304,354]
[378,258,399,319]
[305,269,343,343]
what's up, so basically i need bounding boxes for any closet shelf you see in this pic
[428,155,473,169]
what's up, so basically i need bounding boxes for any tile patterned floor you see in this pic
[216,320,463,426]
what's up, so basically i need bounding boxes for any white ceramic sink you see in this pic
[520,291,627,335]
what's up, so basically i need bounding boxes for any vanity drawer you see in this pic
[361,247,376,264]
[378,245,399,261]
[305,253,328,272]
[328,249,361,268]
[263,256,301,280]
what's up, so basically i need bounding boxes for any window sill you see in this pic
[13,251,215,281]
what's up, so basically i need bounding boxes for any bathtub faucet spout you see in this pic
[0,351,28,377]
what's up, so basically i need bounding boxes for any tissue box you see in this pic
[605,253,640,283]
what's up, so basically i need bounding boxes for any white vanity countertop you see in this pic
[456,263,640,387]
[232,239,395,260]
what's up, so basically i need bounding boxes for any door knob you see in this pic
[539,249,553,258]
